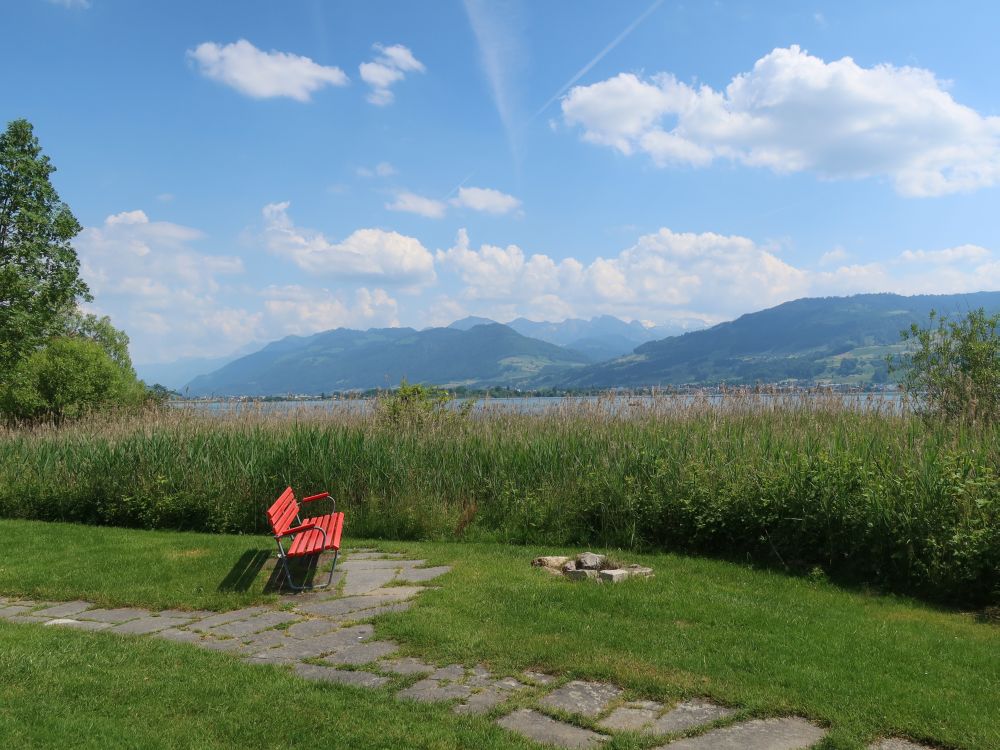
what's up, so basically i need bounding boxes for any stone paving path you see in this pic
[0,549,936,750]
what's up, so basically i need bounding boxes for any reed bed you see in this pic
[1,391,996,605]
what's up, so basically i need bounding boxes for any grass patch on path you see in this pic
[1,520,997,749]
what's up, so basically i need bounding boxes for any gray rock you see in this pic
[562,561,578,572]
[625,565,655,578]
[533,556,571,569]
[293,663,388,688]
[540,680,624,718]
[566,569,599,581]
[649,698,734,735]
[576,552,607,570]
[598,569,629,584]
[654,717,826,750]
[497,709,608,749]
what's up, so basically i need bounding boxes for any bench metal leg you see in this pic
[275,544,339,592]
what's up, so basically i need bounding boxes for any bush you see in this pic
[1,337,146,423]
[896,308,1000,424]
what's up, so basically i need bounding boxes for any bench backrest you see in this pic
[266,487,300,536]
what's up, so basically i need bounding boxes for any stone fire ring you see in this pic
[531,552,654,583]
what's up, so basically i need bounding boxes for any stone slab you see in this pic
[286,619,342,640]
[339,559,422,570]
[539,680,624,718]
[378,657,436,675]
[522,671,557,686]
[111,617,193,635]
[320,640,398,665]
[454,687,509,715]
[44,618,111,631]
[869,741,935,750]
[342,567,398,596]
[187,606,270,632]
[396,566,451,583]
[430,664,466,681]
[296,594,403,617]
[197,637,245,653]
[249,624,374,661]
[0,606,33,619]
[347,552,405,560]
[157,609,214,620]
[599,706,662,732]
[76,608,149,624]
[207,611,299,638]
[362,586,426,601]
[565,569,598,581]
[340,602,413,621]
[153,628,204,644]
[9,615,52,625]
[241,629,292,650]
[497,709,607,749]
[650,699,734,735]
[32,601,94,618]
[397,678,472,703]
[655,718,826,750]
[598,569,629,584]
[293,663,388,688]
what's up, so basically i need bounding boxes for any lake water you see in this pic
[170,392,909,416]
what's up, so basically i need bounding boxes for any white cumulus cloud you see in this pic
[359,43,425,106]
[451,186,522,215]
[188,39,348,101]
[262,202,436,285]
[562,45,1000,196]
[385,191,447,219]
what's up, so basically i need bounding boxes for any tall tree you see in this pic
[0,119,91,379]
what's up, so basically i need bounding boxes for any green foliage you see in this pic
[374,379,471,428]
[0,399,996,606]
[1,337,145,423]
[895,308,1000,424]
[0,119,90,379]
[61,311,135,372]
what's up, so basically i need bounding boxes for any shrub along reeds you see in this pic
[0,392,996,606]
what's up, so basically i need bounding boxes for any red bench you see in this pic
[266,486,344,591]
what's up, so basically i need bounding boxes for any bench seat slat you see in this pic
[287,512,344,557]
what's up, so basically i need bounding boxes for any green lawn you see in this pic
[1,520,997,749]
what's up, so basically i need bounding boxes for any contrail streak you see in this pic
[530,0,665,122]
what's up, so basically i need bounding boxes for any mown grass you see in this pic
[0,620,536,750]
[1,521,997,749]
[0,393,997,605]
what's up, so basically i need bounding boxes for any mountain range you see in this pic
[175,292,1000,396]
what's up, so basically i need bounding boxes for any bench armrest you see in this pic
[276,521,317,538]
[303,491,336,514]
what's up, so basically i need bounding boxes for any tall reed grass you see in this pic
[1,392,996,605]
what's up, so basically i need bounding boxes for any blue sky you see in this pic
[5,0,1000,363]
